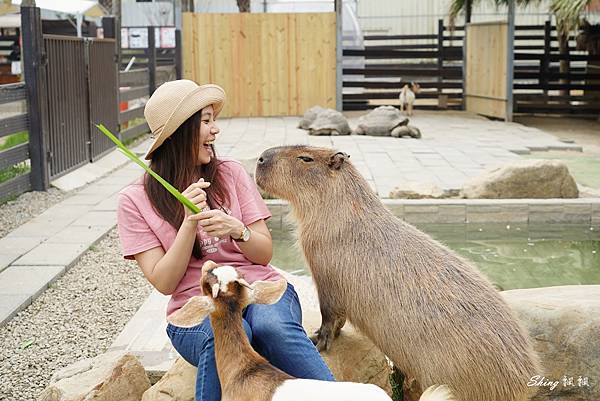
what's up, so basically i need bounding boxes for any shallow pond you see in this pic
[269,222,600,290]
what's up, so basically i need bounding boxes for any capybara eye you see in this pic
[298,156,314,163]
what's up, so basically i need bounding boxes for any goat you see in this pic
[167,261,456,401]
[399,82,420,116]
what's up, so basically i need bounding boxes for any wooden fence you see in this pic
[0,82,30,201]
[465,22,510,120]
[343,20,464,111]
[182,12,336,117]
[0,11,181,202]
[513,21,600,116]
[119,27,180,141]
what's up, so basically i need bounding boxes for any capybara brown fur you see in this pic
[255,145,540,401]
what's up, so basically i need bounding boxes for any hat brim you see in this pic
[144,84,225,160]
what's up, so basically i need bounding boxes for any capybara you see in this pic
[255,145,539,401]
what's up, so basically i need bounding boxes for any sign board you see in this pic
[128,27,149,49]
[120,27,176,49]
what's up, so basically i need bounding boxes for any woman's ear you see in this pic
[167,296,214,328]
[247,279,288,305]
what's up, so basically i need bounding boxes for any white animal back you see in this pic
[272,379,391,401]
[420,385,456,401]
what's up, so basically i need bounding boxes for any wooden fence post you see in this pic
[21,3,49,190]
[335,0,342,111]
[437,19,446,109]
[175,29,182,79]
[541,20,551,97]
[148,26,156,95]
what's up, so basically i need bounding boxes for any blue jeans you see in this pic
[166,283,335,401]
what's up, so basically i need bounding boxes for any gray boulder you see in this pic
[461,160,579,199]
[38,351,151,401]
[503,285,599,401]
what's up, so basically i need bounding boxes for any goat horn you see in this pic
[212,283,220,298]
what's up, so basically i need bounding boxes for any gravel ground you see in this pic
[0,229,152,401]
[0,187,68,238]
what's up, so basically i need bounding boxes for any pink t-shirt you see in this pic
[117,158,282,317]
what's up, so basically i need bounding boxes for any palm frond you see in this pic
[551,0,591,34]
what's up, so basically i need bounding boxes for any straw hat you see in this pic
[143,80,226,160]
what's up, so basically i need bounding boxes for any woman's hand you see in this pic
[189,209,245,239]
[181,178,211,221]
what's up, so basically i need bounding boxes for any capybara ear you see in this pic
[167,295,214,328]
[248,279,288,305]
[328,151,350,170]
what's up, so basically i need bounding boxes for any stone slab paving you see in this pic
[0,139,151,325]
[217,111,582,197]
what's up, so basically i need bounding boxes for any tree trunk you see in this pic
[558,32,570,97]
[465,0,472,24]
[236,0,251,12]
[182,0,194,13]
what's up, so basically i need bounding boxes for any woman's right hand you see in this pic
[182,178,211,221]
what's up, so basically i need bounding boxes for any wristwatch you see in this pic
[234,226,251,242]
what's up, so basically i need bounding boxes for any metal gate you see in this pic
[44,35,118,179]
[88,39,119,161]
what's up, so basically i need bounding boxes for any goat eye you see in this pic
[298,156,314,162]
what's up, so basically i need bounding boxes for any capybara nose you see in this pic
[257,157,264,164]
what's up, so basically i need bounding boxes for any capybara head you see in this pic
[255,146,351,202]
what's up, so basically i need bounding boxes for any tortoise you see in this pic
[298,105,325,130]
[353,106,419,138]
[307,108,351,136]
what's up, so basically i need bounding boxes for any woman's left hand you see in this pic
[191,209,245,239]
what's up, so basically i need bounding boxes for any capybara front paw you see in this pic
[311,326,333,352]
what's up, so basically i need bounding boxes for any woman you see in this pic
[117,80,334,401]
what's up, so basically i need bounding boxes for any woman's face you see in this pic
[198,105,220,165]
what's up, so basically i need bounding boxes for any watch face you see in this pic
[242,227,251,242]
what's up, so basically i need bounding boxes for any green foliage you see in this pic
[448,0,591,34]
[0,162,29,184]
[0,131,28,151]
[389,366,405,401]
[96,124,202,214]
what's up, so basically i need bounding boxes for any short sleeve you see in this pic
[117,193,163,260]
[233,165,271,226]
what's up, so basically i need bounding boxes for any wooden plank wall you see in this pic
[183,12,336,117]
[465,22,509,120]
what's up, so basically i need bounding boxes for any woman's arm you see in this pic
[190,210,273,266]
[233,219,273,265]
[134,179,210,295]
[134,220,199,295]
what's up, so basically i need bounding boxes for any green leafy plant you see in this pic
[95,124,201,214]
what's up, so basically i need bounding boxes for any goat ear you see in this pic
[328,151,349,170]
[248,279,288,305]
[202,260,218,276]
[167,296,214,328]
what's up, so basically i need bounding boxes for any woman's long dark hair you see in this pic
[145,110,228,259]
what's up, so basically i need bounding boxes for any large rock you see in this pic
[142,358,196,401]
[389,183,454,199]
[502,285,599,401]
[461,159,579,199]
[38,351,151,401]
[142,273,391,401]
